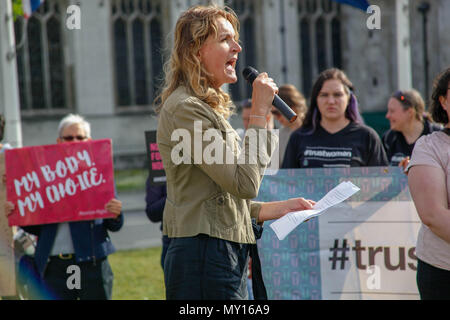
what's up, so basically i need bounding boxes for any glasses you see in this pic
[61,135,87,141]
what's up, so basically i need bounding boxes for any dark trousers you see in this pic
[417,258,450,300]
[164,234,249,300]
[42,256,113,300]
[160,235,171,270]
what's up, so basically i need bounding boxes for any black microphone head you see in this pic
[242,66,259,84]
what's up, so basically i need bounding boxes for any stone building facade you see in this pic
[4,0,450,168]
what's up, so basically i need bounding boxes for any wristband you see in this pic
[249,115,266,119]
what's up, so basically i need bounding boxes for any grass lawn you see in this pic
[109,246,165,300]
[112,169,164,299]
[114,168,147,192]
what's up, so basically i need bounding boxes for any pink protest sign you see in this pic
[5,139,116,226]
[145,130,166,186]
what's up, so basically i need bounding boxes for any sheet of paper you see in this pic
[270,181,360,240]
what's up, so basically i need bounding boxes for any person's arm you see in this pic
[103,183,124,231]
[4,201,41,235]
[103,198,123,231]
[145,178,166,223]
[248,72,278,129]
[147,196,166,222]
[398,156,410,172]
[257,197,315,223]
[159,74,278,200]
[166,100,277,200]
[408,165,450,243]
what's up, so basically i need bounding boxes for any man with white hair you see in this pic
[6,114,123,300]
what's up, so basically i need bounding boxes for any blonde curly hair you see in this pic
[155,5,239,119]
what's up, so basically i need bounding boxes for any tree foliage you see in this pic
[12,0,24,20]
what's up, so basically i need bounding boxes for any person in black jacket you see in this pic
[144,177,169,269]
[282,68,388,169]
[383,89,442,169]
[5,114,123,300]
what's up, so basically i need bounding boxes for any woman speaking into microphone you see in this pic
[156,4,314,300]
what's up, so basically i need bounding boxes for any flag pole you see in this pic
[0,0,23,148]
[395,0,412,90]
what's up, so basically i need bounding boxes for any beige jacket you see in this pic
[157,86,278,244]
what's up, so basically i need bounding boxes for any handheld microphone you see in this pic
[242,66,297,123]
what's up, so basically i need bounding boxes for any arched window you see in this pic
[111,0,164,108]
[225,0,258,102]
[14,0,69,113]
[298,0,341,96]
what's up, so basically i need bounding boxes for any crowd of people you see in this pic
[2,3,450,301]
[150,4,450,301]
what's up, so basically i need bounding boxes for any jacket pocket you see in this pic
[205,192,241,230]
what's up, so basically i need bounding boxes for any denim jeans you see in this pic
[160,235,171,270]
[417,258,450,300]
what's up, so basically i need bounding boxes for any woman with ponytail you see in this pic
[282,68,388,168]
[382,89,442,169]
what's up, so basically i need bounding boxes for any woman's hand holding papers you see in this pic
[282,197,316,216]
[258,197,315,223]
[270,181,360,240]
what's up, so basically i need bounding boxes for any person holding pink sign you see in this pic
[5,114,123,300]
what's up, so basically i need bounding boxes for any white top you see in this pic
[50,223,75,256]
